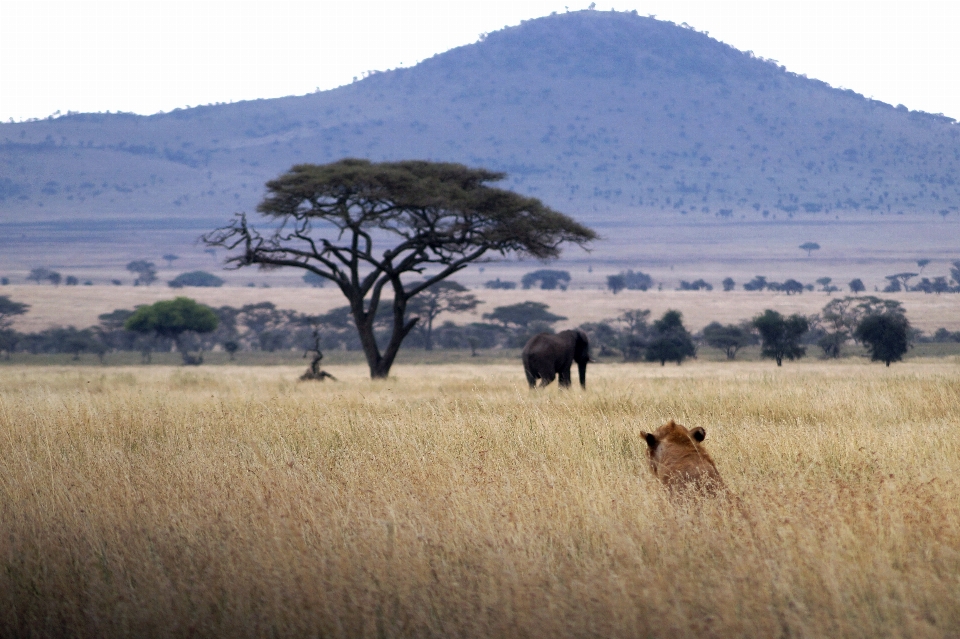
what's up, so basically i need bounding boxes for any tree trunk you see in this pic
[353,295,417,379]
[424,319,434,351]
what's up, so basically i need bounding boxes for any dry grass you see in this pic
[7,283,960,334]
[2,360,960,637]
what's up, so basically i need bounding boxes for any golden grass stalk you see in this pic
[1,362,959,637]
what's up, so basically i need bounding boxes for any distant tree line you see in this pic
[578,295,916,367]
[17,264,225,288]
[0,289,932,369]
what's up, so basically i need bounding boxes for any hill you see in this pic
[2,9,960,273]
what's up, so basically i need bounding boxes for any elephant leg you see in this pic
[524,366,538,388]
[538,369,556,388]
[558,366,572,388]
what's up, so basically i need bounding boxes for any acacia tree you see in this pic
[126,260,158,286]
[855,313,910,366]
[406,280,480,350]
[702,321,754,360]
[799,242,821,257]
[125,297,218,365]
[202,159,595,378]
[0,295,29,329]
[646,309,696,365]
[606,274,626,294]
[521,269,571,290]
[753,309,809,366]
[482,301,566,330]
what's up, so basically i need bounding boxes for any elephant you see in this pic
[522,329,591,389]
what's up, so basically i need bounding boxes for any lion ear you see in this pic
[643,432,658,449]
[691,427,706,442]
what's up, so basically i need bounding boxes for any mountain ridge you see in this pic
[2,10,959,267]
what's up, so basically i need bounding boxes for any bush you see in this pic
[521,269,571,290]
[168,271,225,288]
[622,270,653,291]
[678,279,713,291]
[484,279,517,290]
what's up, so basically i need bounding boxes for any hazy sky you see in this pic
[3,1,960,122]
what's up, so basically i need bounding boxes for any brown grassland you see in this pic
[2,359,960,637]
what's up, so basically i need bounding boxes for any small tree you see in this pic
[884,272,917,292]
[678,279,713,291]
[646,310,695,365]
[917,259,931,274]
[616,309,651,361]
[855,313,910,366]
[223,340,239,361]
[799,242,821,257]
[168,271,225,288]
[753,309,808,366]
[203,159,595,378]
[126,260,158,286]
[125,297,218,365]
[743,275,767,291]
[27,268,61,285]
[483,301,565,329]
[702,322,754,360]
[0,295,29,329]
[722,277,736,292]
[950,261,960,289]
[484,278,517,290]
[849,278,865,293]
[163,254,180,268]
[781,279,805,295]
[621,270,653,291]
[606,274,625,294]
[521,269,571,290]
[817,331,847,358]
[932,276,950,294]
[406,280,480,350]
[48,327,97,361]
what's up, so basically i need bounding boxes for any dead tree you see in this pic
[300,330,336,381]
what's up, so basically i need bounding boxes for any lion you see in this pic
[641,420,724,493]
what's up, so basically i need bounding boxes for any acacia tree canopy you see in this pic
[753,309,809,366]
[646,309,696,365]
[124,297,218,365]
[854,312,910,366]
[0,295,29,329]
[202,159,596,378]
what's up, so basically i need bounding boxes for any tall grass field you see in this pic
[2,361,959,637]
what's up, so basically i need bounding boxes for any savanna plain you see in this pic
[2,360,960,638]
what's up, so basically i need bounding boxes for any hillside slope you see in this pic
[2,10,959,265]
